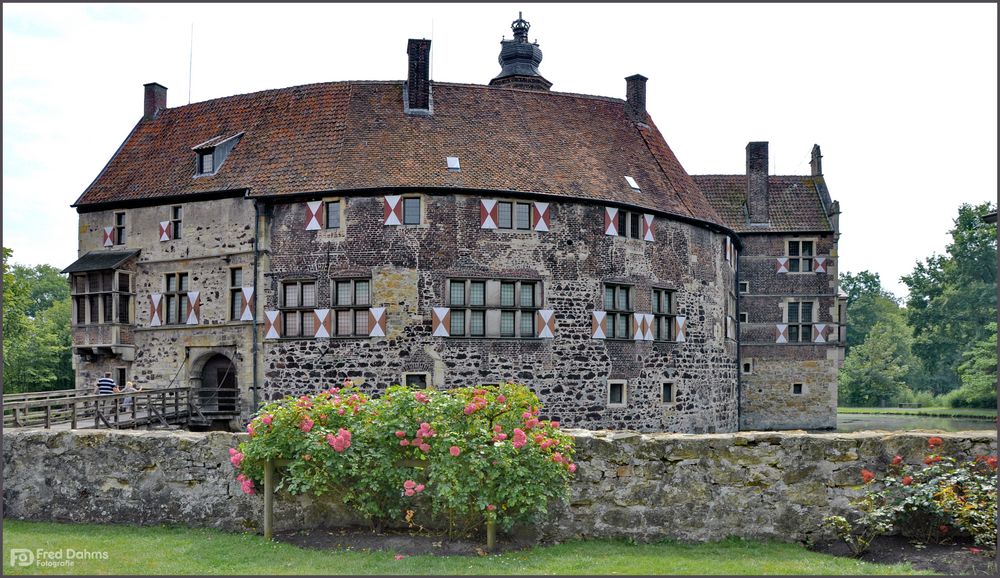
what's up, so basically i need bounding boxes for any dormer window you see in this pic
[198,151,214,174]
[192,132,243,177]
[624,175,640,191]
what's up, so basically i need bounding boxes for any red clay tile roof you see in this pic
[74,81,727,229]
[693,175,833,233]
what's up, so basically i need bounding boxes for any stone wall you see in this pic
[263,193,738,433]
[4,429,994,543]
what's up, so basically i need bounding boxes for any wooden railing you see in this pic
[2,387,204,430]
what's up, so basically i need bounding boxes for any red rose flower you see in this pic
[987,456,998,470]
[901,476,913,486]
[860,469,875,483]
[927,436,943,448]
[892,455,903,466]
[938,525,949,535]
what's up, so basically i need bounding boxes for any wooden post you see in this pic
[264,459,274,541]
[71,402,77,429]
[486,519,496,551]
[44,405,51,429]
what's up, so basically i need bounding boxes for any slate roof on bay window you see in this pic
[73,81,725,229]
[693,175,834,233]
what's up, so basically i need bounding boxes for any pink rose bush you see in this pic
[229,381,575,535]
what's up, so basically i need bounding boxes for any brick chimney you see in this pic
[625,74,647,123]
[405,39,432,113]
[810,144,823,176]
[143,82,167,120]
[746,141,769,224]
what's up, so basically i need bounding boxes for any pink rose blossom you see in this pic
[400,439,410,446]
[449,446,461,457]
[568,463,578,473]
[395,554,405,560]
[552,452,564,463]
[493,424,503,433]
[247,424,256,437]
[512,428,527,449]
[415,392,430,404]
[404,480,416,489]
[535,434,545,444]
[415,484,425,493]
[496,395,506,403]
[240,478,256,495]
[395,430,406,438]
[486,504,496,511]
[262,415,273,426]
[404,489,415,497]
[229,450,244,468]
[550,421,560,428]
[419,443,431,453]
[522,411,533,420]
[300,416,314,433]
[337,408,345,415]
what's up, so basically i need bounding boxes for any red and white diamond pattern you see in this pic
[384,196,403,226]
[591,310,607,339]
[604,207,618,236]
[533,202,551,232]
[159,221,172,242]
[369,307,386,337]
[305,201,323,230]
[536,309,555,338]
[480,199,498,229]
[642,214,654,241]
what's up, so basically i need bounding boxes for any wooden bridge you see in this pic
[2,387,239,430]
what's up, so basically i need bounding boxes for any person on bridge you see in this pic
[121,381,138,412]
[95,373,119,414]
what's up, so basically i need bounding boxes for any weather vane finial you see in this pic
[511,11,530,42]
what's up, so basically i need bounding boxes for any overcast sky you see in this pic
[3,3,997,298]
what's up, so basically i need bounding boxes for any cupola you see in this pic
[489,13,552,91]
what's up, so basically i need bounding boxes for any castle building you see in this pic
[63,16,843,432]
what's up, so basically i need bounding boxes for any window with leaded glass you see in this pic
[280,280,316,337]
[651,287,676,341]
[330,278,371,337]
[446,279,539,338]
[603,283,633,340]
[786,300,814,343]
[787,240,814,273]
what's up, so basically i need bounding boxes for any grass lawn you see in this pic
[2,520,931,575]
[838,407,997,419]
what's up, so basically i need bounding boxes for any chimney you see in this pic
[810,144,823,176]
[405,39,432,113]
[143,82,167,120]
[746,141,769,224]
[625,74,647,123]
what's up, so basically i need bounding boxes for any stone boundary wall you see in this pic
[3,428,995,543]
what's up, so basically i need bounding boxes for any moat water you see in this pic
[832,412,995,433]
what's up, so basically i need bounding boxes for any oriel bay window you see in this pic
[651,287,676,341]
[281,280,316,337]
[333,279,370,336]
[71,270,132,325]
[603,283,633,339]
[786,300,814,342]
[447,279,539,338]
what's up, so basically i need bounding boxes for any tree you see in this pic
[2,249,74,394]
[839,270,904,355]
[902,202,997,395]
[839,321,913,407]
[948,323,997,408]
[11,263,71,318]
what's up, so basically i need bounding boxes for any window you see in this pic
[446,156,460,171]
[171,206,182,239]
[404,373,430,388]
[739,281,749,294]
[199,151,214,174]
[447,279,539,338]
[624,175,640,191]
[71,269,132,325]
[164,272,189,325]
[786,300,815,343]
[403,197,421,225]
[726,291,737,340]
[496,201,533,230]
[661,382,674,404]
[279,280,316,337]
[603,283,633,340]
[792,383,804,395]
[739,312,748,323]
[608,380,627,406]
[114,212,126,245]
[614,209,644,239]
[742,358,754,374]
[651,288,676,341]
[325,200,341,230]
[787,240,814,273]
[331,278,370,337]
[230,268,243,321]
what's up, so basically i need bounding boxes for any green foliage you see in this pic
[902,202,997,394]
[826,439,998,556]
[838,270,904,356]
[943,323,997,408]
[233,382,575,536]
[2,249,73,394]
[839,321,913,406]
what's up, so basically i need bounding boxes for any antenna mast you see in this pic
[188,22,194,104]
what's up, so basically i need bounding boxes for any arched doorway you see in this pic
[200,354,238,414]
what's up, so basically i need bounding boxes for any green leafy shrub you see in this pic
[824,437,998,555]
[229,381,576,536]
